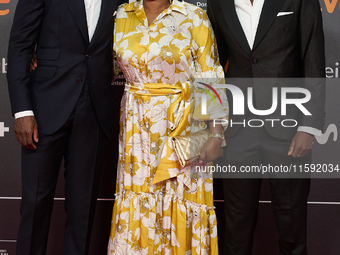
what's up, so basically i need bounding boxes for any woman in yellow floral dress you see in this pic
[108,0,229,254]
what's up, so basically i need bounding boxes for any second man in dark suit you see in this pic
[207,0,325,254]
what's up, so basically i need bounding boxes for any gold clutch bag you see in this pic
[172,129,210,167]
[172,129,227,167]
[172,130,227,167]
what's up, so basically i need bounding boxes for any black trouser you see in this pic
[17,83,109,255]
[222,124,310,255]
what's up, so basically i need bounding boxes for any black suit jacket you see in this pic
[7,0,122,137]
[207,0,326,140]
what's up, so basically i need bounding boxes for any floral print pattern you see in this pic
[108,0,228,254]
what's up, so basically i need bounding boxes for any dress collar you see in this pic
[124,0,188,16]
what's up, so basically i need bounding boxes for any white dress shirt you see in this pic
[234,0,321,136]
[84,0,102,42]
[15,0,102,119]
[235,0,265,50]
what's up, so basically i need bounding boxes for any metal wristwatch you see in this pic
[208,132,225,142]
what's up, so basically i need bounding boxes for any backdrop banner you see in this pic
[0,0,339,254]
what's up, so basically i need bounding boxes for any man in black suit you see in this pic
[207,0,325,254]
[7,0,122,254]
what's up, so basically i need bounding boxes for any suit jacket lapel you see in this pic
[219,0,252,56]
[65,0,89,44]
[253,0,286,50]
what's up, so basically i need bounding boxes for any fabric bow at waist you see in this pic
[125,82,193,188]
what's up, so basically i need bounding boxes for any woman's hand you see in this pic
[198,137,222,164]
[197,121,224,164]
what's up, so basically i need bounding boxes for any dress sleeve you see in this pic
[190,9,229,125]
[113,4,128,80]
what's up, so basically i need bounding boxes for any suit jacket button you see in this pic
[86,54,91,59]
[77,78,83,83]
[252,57,259,64]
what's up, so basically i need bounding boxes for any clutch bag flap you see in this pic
[172,129,210,167]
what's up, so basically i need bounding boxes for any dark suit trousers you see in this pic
[16,82,109,255]
[222,123,310,255]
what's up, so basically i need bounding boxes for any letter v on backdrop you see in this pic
[0,0,10,16]
[323,0,339,13]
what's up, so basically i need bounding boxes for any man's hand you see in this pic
[288,131,314,158]
[14,116,39,150]
[30,49,37,71]
[199,137,222,164]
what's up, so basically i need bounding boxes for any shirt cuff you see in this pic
[297,126,322,137]
[14,110,35,119]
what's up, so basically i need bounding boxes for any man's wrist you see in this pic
[14,110,35,119]
[297,126,321,137]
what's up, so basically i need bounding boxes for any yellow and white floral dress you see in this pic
[108,0,228,254]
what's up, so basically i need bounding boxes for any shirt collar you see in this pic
[124,0,188,16]
[170,0,188,16]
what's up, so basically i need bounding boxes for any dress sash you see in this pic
[125,82,193,188]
